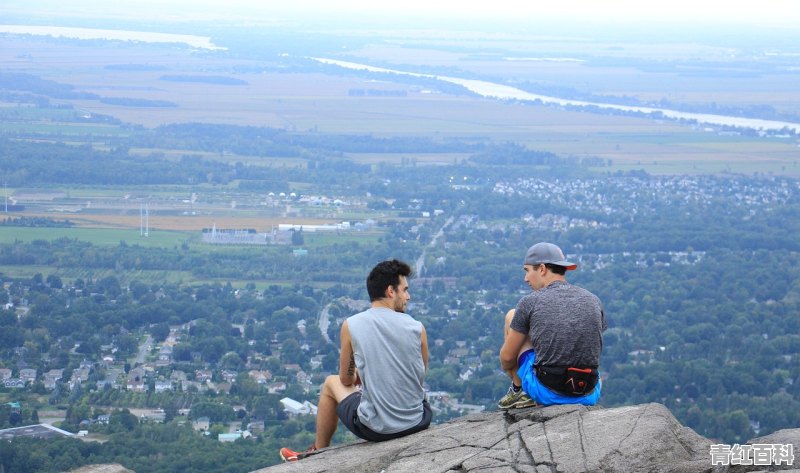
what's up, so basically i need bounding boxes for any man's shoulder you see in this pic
[570,283,599,296]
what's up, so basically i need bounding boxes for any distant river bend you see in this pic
[313,57,800,135]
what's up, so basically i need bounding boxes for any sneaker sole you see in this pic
[499,400,537,409]
[281,448,319,462]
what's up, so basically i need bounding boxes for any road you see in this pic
[416,215,454,277]
[134,334,153,365]
[318,303,332,344]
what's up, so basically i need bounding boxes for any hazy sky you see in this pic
[6,0,800,28]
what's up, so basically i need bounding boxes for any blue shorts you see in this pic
[518,349,601,406]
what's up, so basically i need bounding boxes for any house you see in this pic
[195,369,213,383]
[459,368,474,381]
[267,382,286,394]
[450,346,469,358]
[295,370,312,385]
[158,345,173,362]
[193,417,210,431]
[126,367,146,392]
[247,370,272,385]
[218,433,240,442]
[0,368,12,380]
[170,370,188,383]
[221,370,238,383]
[283,363,301,373]
[181,380,203,392]
[309,355,324,371]
[43,369,64,390]
[70,367,90,389]
[97,367,123,390]
[280,397,317,416]
[140,410,166,423]
[3,378,25,389]
[19,368,37,384]
[154,380,173,392]
[247,420,265,434]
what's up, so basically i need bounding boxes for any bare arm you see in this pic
[339,320,358,386]
[420,325,429,373]
[500,329,527,372]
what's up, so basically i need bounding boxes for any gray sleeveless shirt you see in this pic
[347,307,425,434]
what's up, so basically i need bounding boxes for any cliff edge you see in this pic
[70,403,799,473]
[254,402,798,473]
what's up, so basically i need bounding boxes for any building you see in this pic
[0,424,74,440]
[43,369,64,390]
[154,380,173,392]
[19,368,36,384]
[280,397,317,416]
[126,367,146,392]
[3,378,25,389]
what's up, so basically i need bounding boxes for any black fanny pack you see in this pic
[535,365,598,397]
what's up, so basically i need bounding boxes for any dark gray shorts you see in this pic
[336,392,432,442]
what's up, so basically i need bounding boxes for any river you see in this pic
[312,57,800,135]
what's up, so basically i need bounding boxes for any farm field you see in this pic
[5,211,340,232]
[0,225,191,247]
[2,34,799,176]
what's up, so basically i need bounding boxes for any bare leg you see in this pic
[315,375,359,448]
[504,309,533,386]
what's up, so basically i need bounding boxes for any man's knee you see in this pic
[323,374,358,402]
[323,374,340,390]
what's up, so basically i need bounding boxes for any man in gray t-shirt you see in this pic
[498,242,606,408]
[280,259,432,463]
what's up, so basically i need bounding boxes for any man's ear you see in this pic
[384,285,395,299]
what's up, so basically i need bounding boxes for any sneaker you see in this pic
[279,444,317,462]
[497,384,536,409]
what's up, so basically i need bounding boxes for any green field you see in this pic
[0,226,193,247]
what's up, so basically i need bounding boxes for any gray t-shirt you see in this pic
[510,280,606,368]
[347,307,426,434]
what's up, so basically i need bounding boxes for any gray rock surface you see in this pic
[716,428,800,472]
[256,403,717,473]
[69,403,799,473]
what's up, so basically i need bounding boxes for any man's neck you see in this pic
[543,275,567,288]
[371,299,395,311]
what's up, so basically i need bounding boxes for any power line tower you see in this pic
[140,202,150,237]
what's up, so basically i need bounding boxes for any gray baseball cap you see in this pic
[524,242,577,270]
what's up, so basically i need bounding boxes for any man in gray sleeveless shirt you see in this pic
[280,259,432,462]
[498,242,606,409]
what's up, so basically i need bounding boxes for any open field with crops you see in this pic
[3,35,798,176]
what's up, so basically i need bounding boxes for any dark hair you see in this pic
[544,263,567,276]
[366,259,412,301]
